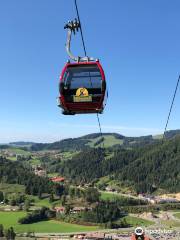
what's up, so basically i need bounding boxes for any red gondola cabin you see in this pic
[57,61,106,115]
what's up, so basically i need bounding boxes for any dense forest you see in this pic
[0,157,53,196]
[58,135,180,193]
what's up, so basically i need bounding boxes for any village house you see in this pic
[105,233,131,240]
[54,206,92,215]
[71,207,92,214]
[73,234,85,239]
[138,194,156,204]
[105,186,116,192]
[54,206,65,214]
[84,232,105,240]
[73,233,105,240]
[34,166,47,177]
[155,197,179,204]
[50,176,65,183]
[1,150,16,158]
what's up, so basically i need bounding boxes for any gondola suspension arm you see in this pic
[64,19,94,62]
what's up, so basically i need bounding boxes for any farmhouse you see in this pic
[55,206,65,214]
[84,233,105,240]
[73,233,105,240]
[34,166,47,177]
[50,176,65,183]
[71,207,92,214]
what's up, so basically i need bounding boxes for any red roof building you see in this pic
[54,206,65,213]
[50,176,65,183]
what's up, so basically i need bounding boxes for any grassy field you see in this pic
[48,172,59,177]
[61,151,80,161]
[7,147,31,155]
[152,134,163,140]
[0,184,60,209]
[87,136,123,148]
[29,157,41,166]
[0,211,100,233]
[100,191,121,201]
[162,219,180,228]
[0,183,25,194]
[33,197,52,208]
[30,195,62,208]
[174,212,180,219]
[121,216,154,227]
[7,156,17,161]
[100,190,136,200]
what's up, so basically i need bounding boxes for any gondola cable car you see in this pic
[57,19,107,115]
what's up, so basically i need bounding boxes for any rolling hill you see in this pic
[58,134,180,193]
[29,129,180,151]
[1,130,180,194]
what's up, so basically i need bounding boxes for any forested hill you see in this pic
[9,141,36,146]
[58,135,180,193]
[30,129,180,151]
[0,157,52,195]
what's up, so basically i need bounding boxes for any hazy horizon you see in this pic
[0,126,172,144]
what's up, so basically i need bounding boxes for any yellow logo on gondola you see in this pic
[76,88,89,97]
[73,88,92,102]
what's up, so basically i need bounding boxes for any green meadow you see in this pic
[121,216,154,227]
[100,191,121,200]
[0,183,25,194]
[0,211,100,233]
[174,212,180,219]
[87,135,123,148]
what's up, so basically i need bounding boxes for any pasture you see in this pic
[0,211,100,233]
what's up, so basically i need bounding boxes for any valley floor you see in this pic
[0,210,179,240]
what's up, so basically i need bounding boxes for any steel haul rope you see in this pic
[74,0,105,149]
[163,74,180,138]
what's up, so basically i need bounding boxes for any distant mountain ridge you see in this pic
[30,129,180,151]
[9,141,37,146]
[79,132,125,140]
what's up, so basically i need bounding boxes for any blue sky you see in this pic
[0,0,180,143]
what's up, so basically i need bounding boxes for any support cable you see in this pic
[74,0,105,149]
[163,74,180,138]
[74,0,87,56]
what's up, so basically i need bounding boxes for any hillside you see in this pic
[9,141,36,147]
[29,129,180,151]
[1,130,180,194]
[0,156,52,195]
[58,135,180,193]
